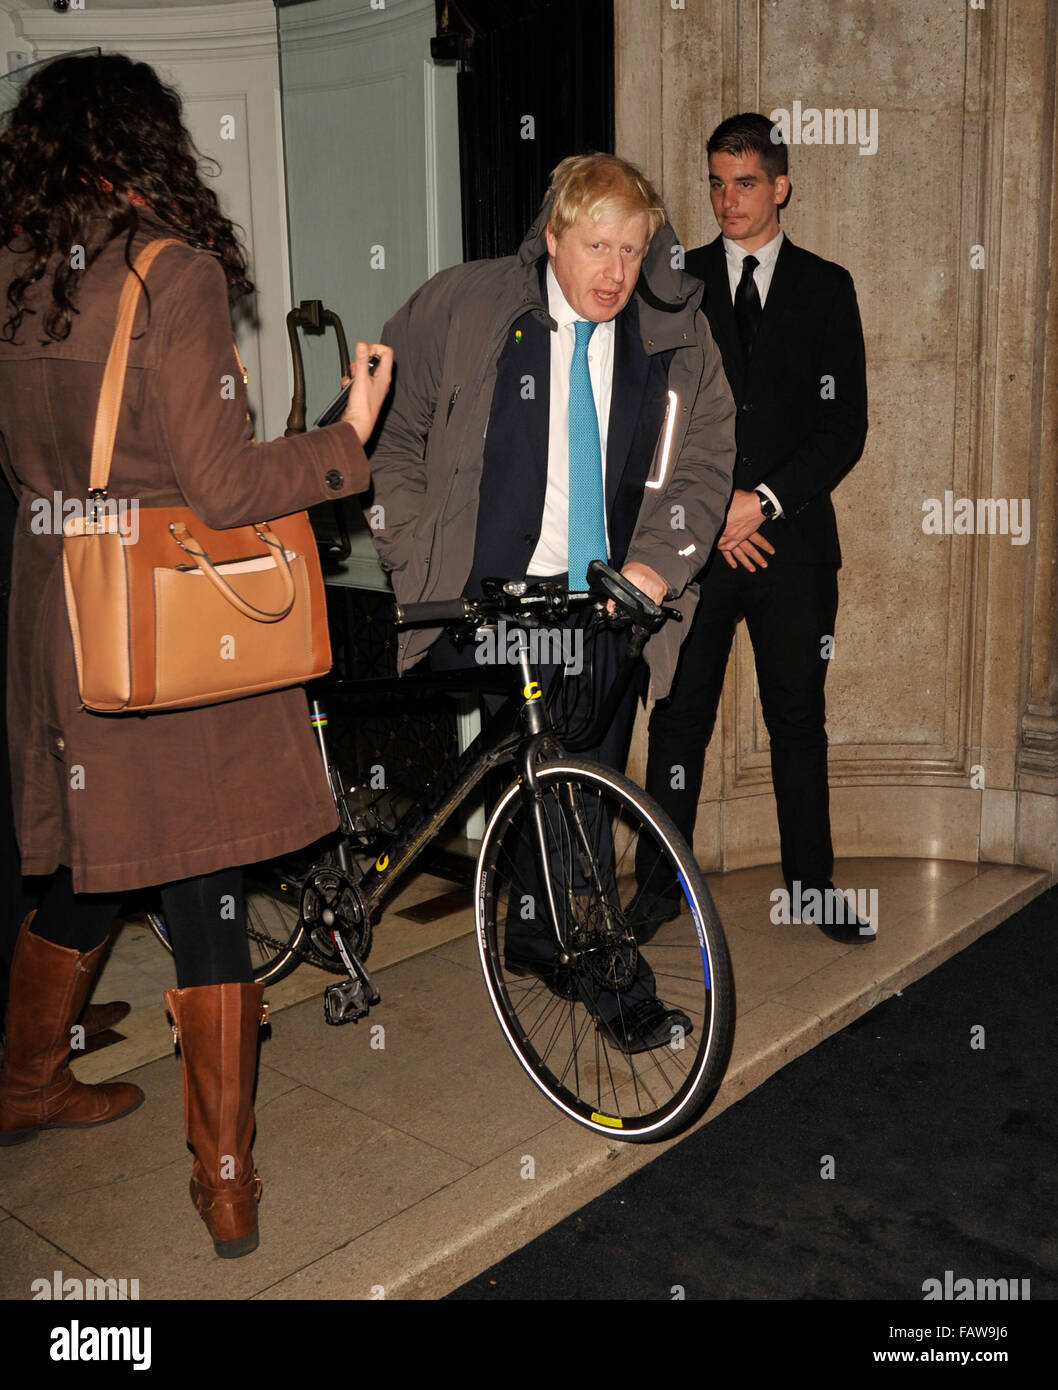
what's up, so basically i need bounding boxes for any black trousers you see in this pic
[23,865,253,990]
[645,555,840,891]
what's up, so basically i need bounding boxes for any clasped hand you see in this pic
[717,488,776,572]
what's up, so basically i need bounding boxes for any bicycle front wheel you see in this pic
[476,759,734,1142]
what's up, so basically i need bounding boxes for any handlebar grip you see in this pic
[394,597,473,627]
[586,559,665,631]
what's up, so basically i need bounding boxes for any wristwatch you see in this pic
[754,488,779,521]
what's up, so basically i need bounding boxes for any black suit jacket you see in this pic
[685,235,867,566]
[467,275,671,592]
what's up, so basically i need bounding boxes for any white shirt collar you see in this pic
[546,261,615,336]
[722,227,784,270]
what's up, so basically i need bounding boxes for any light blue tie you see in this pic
[567,319,607,590]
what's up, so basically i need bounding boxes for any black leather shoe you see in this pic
[623,889,681,945]
[794,885,876,944]
[596,997,693,1055]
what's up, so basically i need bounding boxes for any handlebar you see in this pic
[393,561,682,635]
[394,597,474,626]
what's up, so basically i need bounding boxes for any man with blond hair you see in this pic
[368,153,736,1050]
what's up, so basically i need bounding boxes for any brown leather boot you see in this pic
[0,913,145,1146]
[165,981,267,1259]
[80,1001,132,1036]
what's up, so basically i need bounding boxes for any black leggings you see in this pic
[30,865,253,988]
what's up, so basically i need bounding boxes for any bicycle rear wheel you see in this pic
[145,878,307,987]
[476,759,734,1142]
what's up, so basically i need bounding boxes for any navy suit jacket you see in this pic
[685,234,867,566]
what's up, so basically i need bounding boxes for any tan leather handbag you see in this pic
[62,239,332,713]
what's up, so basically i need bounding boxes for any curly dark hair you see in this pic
[0,51,254,343]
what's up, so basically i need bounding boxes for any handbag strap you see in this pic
[169,520,297,623]
[88,238,183,495]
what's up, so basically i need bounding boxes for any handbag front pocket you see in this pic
[152,554,314,709]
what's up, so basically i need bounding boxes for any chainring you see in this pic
[299,864,372,966]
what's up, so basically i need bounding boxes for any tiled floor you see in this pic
[0,856,1047,1301]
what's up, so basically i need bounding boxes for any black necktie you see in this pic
[734,255,762,362]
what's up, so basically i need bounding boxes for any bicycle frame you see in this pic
[308,607,645,950]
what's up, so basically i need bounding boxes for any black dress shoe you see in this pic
[596,997,693,1055]
[623,888,681,945]
[795,885,876,944]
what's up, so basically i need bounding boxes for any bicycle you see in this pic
[147,561,735,1142]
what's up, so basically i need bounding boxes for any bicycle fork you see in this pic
[513,643,626,973]
[513,647,616,964]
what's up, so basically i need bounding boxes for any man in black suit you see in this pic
[636,113,871,943]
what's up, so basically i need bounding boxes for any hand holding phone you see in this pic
[314,352,383,427]
[310,342,392,443]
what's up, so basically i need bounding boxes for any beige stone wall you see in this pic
[618,0,1058,880]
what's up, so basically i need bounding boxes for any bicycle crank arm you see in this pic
[331,930,382,1007]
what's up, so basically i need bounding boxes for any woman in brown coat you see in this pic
[0,53,392,1256]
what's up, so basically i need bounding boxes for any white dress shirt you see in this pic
[721,228,785,519]
[722,226,784,307]
[527,263,616,577]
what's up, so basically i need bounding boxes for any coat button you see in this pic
[325,469,344,490]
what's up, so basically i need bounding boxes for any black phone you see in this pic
[313,353,381,427]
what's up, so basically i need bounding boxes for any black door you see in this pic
[433,0,615,259]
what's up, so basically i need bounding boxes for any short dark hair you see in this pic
[707,112,788,180]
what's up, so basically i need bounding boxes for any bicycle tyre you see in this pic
[475,758,734,1142]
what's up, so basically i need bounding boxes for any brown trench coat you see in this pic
[0,213,369,893]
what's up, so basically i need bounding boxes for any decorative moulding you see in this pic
[275,0,431,48]
[16,2,279,62]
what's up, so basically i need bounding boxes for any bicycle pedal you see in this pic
[323,979,372,1026]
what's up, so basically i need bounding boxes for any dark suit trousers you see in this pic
[645,556,839,890]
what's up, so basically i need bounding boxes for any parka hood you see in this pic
[518,191,704,347]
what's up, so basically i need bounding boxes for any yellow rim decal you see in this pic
[375,853,389,872]
[523,680,541,701]
[591,1112,623,1128]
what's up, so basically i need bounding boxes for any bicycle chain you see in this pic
[243,919,338,971]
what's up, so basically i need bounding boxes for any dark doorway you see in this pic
[433,0,615,260]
